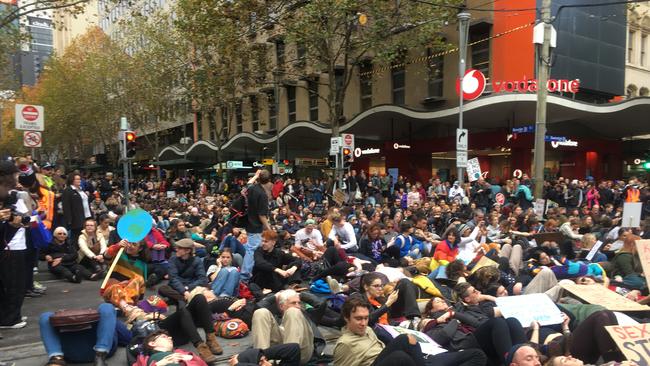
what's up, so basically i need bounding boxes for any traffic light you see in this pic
[342,147,352,168]
[643,162,650,170]
[125,131,137,158]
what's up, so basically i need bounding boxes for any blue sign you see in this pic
[512,125,535,134]
[117,209,153,243]
[544,135,567,142]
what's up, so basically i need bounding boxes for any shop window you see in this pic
[470,23,491,76]
[359,60,373,111]
[391,64,405,105]
[308,79,319,121]
[427,47,444,98]
[287,85,296,123]
[250,95,259,132]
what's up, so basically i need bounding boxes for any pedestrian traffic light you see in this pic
[125,131,137,158]
[643,162,650,170]
[342,147,352,168]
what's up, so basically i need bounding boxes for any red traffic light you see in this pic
[125,131,136,142]
[342,148,351,155]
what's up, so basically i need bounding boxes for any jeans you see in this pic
[211,267,240,297]
[39,303,127,362]
[241,232,262,280]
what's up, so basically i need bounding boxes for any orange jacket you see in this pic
[38,186,55,229]
[626,188,640,203]
[433,239,459,263]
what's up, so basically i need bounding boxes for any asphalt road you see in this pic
[0,267,339,366]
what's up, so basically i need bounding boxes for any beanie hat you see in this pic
[457,224,469,235]
[504,343,527,365]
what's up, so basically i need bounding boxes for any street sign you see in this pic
[457,150,468,168]
[341,133,354,162]
[23,131,42,147]
[330,137,342,155]
[226,160,243,169]
[456,128,468,151]
[15,104,44,131]
[466,158,481,182]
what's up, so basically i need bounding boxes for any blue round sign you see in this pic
[117,209,153,243]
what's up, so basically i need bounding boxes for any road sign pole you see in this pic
[120,117,130,211]
[533,0,552,198]
[457,11,471,185]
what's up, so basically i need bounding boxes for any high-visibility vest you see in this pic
[38,187,55,229]
[626,188,640,203]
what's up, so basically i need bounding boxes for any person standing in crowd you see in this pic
[62,173,93,247]
[0,161,28,329]
[241,169,271,280]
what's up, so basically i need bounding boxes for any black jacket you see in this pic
[62,186,91,230]
[40,239,78,268]
[168,256,208,294]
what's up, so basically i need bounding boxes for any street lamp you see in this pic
[457,11,471,185]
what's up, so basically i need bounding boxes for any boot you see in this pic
[195,342,218,364]
[205,332,223,355]
[93,351,107,366]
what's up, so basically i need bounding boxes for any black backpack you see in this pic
[230,187,249,228]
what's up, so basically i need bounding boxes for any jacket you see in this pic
[37,186,55,229]
[433,239,459,264]
[78,230,107,262]
[252,247,301,278]
[40,239,78,268]
[62,186,91,229]
[333,327,383,366]
[168,256,208,295]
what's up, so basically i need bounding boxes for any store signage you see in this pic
[393,143,411,150]
[550,139,578,148]
[226,161,244,169]
[544,135,568,142]
[512,125,535,134]
[253,161,265,167]
[456,70,580,101]
[354,147,380,158]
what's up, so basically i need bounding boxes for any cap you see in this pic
[175,238,194,249]
[41,162,54,170]
[457,223,469,235]
[304,219,316,225]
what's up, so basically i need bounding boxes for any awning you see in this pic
[150,158,202,168]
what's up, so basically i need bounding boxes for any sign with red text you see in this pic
[455,70,580,100]
[15,104,44,131]
[635,240,650,289]
[606,324,650,365]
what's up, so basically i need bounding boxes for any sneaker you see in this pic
[0,321,27,329]
[326,276,341,294]
[33,281,47,292]
[21,316,27,322]
[33,266,38,273]
[24,290,41,298]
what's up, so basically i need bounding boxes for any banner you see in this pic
[606,324,650,365]
[377,324,447,356]
[561,283,650,311]
[495,293,563,326]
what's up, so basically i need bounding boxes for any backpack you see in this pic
[326,293,348,313]
[213,316,249,339]
[230,188,248,228]
[126,319,161,366]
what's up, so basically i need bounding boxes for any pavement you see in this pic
[0,265,340,366]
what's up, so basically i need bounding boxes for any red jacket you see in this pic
[272,181,284,199]
[433,239,459,263]
[144,228,170,249]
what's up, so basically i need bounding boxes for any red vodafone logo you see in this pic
[456,69,486,101]
[22,106,39,121]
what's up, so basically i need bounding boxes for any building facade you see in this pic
[52,0,99,54]
[626,2,650,97]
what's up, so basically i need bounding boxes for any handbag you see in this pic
[49,308,100,332]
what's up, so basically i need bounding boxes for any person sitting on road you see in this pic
[251,289,316,365]
[251,230,302,293]
[41,227,95,283]
[40,303,131,366]
[207,248,240,297]
[77,218,107,277]
[158,238,208,304]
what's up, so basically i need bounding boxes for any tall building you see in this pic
[52,0,99,54]
[14,1,54,86]
[149,1,649,181]
[626,2,650,97]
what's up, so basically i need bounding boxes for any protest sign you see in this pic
[606,324,650,365]
[623,202,643,228]
[333,189,346,206]
[635,240,650,289]
[470,255,498,274]
[585,240,604,261]
[495,293,563,326]
[377,324,447,356]
[561,283,650,311]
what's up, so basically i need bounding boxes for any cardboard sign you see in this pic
[561,283,650,312]
[377,324,447,356]
[533,199,545,220]
[495,293,563,327]
[623,202,643,228]
[466,158,481,182]
[606,324,650,365]
[333,189,346,206]
[635,240,650,289]
[470,255,498,274]
[585,240,604,261]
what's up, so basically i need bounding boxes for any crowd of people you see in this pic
[1,157,649,366]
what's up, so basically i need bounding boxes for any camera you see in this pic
[2,191,32,225]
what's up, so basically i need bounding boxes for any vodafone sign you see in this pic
[15,104,44,131]
[456,69,486,101]
[456,70,581,101]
